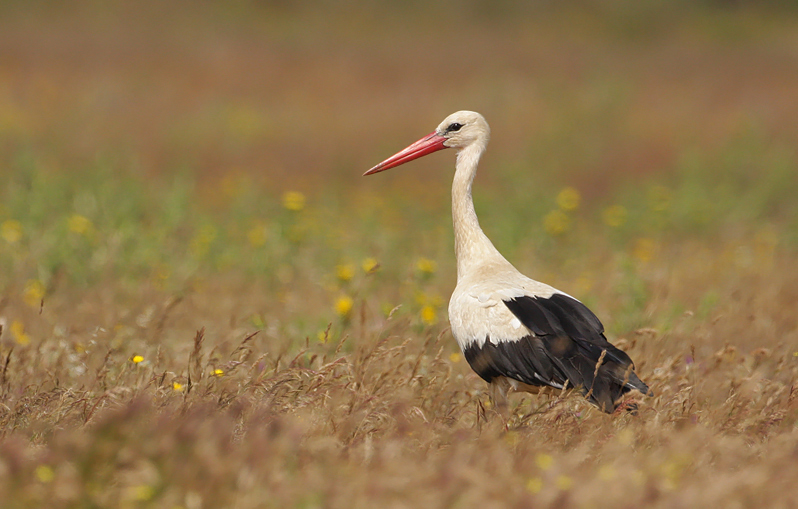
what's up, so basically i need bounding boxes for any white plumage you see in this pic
[365,111,650,413]
[449,272,564,349]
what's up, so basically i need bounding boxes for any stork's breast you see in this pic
[448,290,530,350]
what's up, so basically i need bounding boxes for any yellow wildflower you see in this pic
[525,477,543,494]
[10,320,29,345]
[247,224,267,247]
[420,305,437,325]
[504,431,519,447]
[543,210,570,236]
[556,475,573,490]
[130,485,155,501]
[335,295,354,318]
[213,368,224,377]
[336,263,355,282]
[556,187,581,211]
[282,191,306,211]
[132,355,144,364]
[597,464,617,481]
[67,214,93,236]
[361,257,379,274]
[23,279,46,308]
[416,257,437,275]
[535,453,554,471]
[1,219,22,244]
[602,205,627,228]
[173,382,184,392]
[661,453,692,485]
[35,465,55,483]
[633,238,657,263]
[190,224,217,258]
[449,352,461,363]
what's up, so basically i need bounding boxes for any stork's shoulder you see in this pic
[451,264,564,307]
[448,263,569,349]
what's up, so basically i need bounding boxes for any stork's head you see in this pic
[364,110,490,176]
[436,110,490,150]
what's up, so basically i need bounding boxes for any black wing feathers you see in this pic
[464,335,553,386]
[504,294,633,367]
[492,294,650,413]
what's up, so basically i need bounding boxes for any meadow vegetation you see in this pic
[1,2,798,507]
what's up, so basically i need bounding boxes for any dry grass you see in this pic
[2,2,798,508]
[2,255,798,508]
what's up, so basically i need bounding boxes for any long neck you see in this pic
[451,143,507,281]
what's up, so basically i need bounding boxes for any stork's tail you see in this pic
[544,337,651,413]
[502,295,651,414]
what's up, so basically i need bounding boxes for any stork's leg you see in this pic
[488,377,512,417]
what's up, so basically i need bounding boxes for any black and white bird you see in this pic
[364,111,650,413]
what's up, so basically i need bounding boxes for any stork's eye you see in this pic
[447,122,463,133]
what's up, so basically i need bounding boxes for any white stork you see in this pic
[364,111,650,413]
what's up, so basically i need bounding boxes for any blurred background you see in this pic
[1,0,797,339]
[3,1,797,185]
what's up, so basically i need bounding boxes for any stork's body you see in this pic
[365,111,650,413]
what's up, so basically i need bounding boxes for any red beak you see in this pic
[364,132,448,176]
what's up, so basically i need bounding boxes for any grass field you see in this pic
[2,2,798,507]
